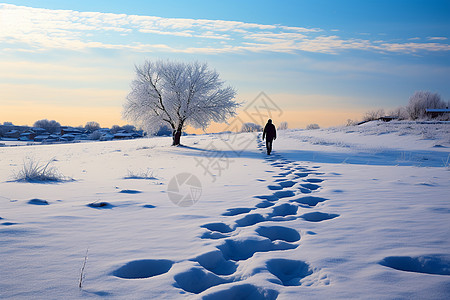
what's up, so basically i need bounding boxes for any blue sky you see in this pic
[1,0,449,129]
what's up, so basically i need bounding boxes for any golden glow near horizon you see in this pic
[0,100,363,131]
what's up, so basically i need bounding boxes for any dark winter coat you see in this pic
[263,123,276,141]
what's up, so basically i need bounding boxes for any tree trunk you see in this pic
[172,128,182,146]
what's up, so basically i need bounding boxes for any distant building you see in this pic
[113,133,134,140]
[34,135,50,142]
[378,116,398,122]
[425,108,450,119]
[4,130,21,139]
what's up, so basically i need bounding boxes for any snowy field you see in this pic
[0,121,449,299]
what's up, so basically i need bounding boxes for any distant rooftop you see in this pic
[425,108,450,113]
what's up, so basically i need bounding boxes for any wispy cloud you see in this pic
[1,3,449,55]
[427,36,448,41]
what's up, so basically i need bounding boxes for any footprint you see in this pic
[112,259,173,279]
[200,232,229,240]
[222,208,253,216]
[1,222,18,226]
[278,171,293,176]
[255,201,275,208]
[299,188,312,194]
[28,199,49,205]
[235,213,266,227]
[300,212,339,222]
[294,172,309,178]
[266,259,313,286]
[291,196,328,207]
[267,185,283,191]
[201,223,234,233]
[379,255,450,276]
[269,203,298,217]
[142,204,156,208]
[87,202,114,209]
[256,226,300,243]
[194,250,237,275]
[217,237,297,261]
[305,178,324,183]
[300,183,320,191]
[254,195,278,202]
[173,267,230,294]
[278,180,296,188]
[273,190,295,199]
[119,189,142,194]
[202,284,278,300]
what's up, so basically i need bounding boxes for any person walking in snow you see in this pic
[262,119,276,155]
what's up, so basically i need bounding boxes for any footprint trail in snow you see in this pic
[113,136,339,297]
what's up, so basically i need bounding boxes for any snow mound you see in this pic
[202,284,278,300]
[174,267,230,294]
[194,250,237,275]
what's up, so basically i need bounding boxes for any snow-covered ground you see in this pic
[0,121,449,299]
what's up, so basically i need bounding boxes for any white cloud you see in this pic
[0,3,449,56]
[427,36,448,41]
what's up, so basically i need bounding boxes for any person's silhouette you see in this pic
[262,119,276,155]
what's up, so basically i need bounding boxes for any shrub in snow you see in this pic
[33,119,61,134]
[155,124,173,136]
[406,91,446,120]
[346,119,358,126]
[241,122,262,132]
[306,124,320,130]
[110,125,122,134]
[14,157,68,182]
[121,124,136,133]
[277,121,288,130]
[362,109,385,122]
[388,107,408,120]
[124,168,158,180]
[123,60,239,145]
[89,130,102,140]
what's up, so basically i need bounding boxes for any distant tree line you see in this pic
[240,121,289,133]
[358,91,449,124]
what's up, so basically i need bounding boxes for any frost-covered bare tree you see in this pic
[123,60,239,145]
[406,91,445,120]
